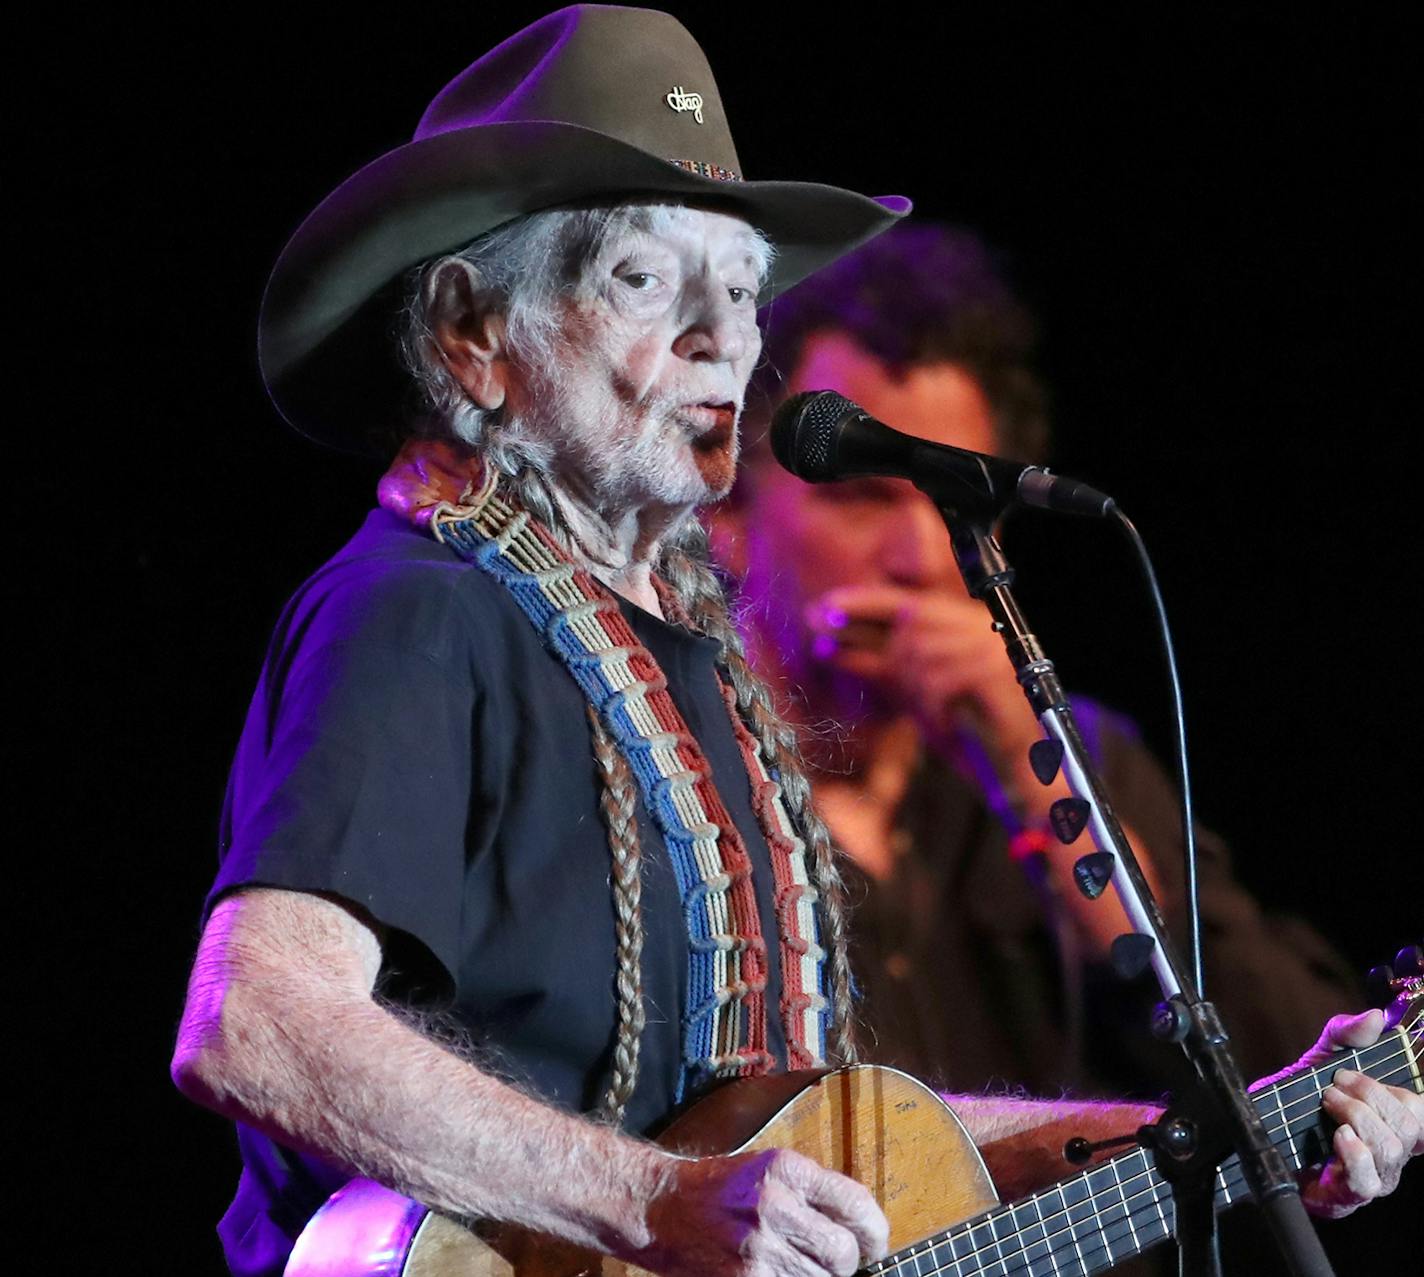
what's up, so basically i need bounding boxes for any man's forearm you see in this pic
[946,1092,1163,1203]
[1001,745,1165,962]
[172,890,672,1258]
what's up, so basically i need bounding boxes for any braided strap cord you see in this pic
[430,492,834,1096]
[655,574,830,1071]
[718,684,830,1070]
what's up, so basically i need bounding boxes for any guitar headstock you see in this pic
[1385,976,1422,1033]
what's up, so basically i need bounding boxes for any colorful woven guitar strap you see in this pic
[392,458,829,1097]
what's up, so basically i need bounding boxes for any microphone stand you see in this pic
[938,509,1335,1277]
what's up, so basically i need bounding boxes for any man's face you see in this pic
[514,205,766,516]
[740,329,998,693]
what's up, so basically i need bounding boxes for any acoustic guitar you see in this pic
[286,983,1420,1276]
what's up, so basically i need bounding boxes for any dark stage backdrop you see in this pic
[50,4,1420,1269]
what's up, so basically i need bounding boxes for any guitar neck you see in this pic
[865,1020,1422,1277]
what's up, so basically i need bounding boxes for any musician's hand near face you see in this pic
[642,1148,890,1277]
[807,586,1032,765]
[1253,1008,1423,1218]
[805,584,1164,958]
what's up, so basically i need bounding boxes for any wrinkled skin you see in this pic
[1253,1008,1423,1218]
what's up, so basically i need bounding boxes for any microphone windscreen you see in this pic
[769,390,860,481]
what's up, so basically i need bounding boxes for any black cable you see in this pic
[1110,507,1202,994]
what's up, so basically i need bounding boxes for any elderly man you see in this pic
[172,10,1420,1277]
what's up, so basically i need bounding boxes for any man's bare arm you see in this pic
[945,1092,1162,1202]
[945,1009,1422,1212]
[171,888,888,1277]
[172,888,671,1252]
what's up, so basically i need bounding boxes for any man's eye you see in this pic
[728,286,757,305]
[619,271,660,290]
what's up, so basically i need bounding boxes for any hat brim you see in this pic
[259,120,910,453]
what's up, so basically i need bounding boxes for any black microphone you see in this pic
[770,390,1115,520]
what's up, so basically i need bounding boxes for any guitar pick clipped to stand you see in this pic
[941,511,1338,1277]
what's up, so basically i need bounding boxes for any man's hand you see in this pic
[640,1148,889,1277]
[805,582,1163,958]
[807,585,1033,761]
[1253,1009,1423,1218]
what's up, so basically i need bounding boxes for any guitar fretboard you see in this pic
[866,1023,1420,1277]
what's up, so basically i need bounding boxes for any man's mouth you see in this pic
[680,401,734,429]
[680,400,738,437]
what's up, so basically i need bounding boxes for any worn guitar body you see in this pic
[286,986,1423,1277]
[286,1066,998,1277]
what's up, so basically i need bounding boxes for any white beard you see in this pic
[514,362,737,516]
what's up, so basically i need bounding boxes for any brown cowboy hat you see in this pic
[257,4,910,452]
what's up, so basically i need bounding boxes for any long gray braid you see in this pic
[586,706,646,1123]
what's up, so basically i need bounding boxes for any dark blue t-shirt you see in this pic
[207,508,788,1276]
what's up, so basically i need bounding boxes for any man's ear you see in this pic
[426,259,512,411]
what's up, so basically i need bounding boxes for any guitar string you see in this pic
[882,1043,1416,1277]
[891,1042,1416,1277]
[887,1156,1176,1277]
[869,1039,1416,1277]
[891,1092,1342,1277]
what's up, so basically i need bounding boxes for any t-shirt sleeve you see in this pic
[210,575,483,993]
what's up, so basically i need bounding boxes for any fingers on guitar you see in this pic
[768,1149,889,1264]
[1334,1124,1385,1203]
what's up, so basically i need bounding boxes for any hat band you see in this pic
[669,158,742,182]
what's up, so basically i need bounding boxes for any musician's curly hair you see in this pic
[753,221,1050,463]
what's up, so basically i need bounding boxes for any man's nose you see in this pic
[672,282,753,364]
[880,493,959,587]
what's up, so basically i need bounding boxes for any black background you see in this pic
[47,3,1420,1267]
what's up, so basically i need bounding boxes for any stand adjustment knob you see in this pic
[1159,1115,1198,1158]
[1152,996,1192,1042]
